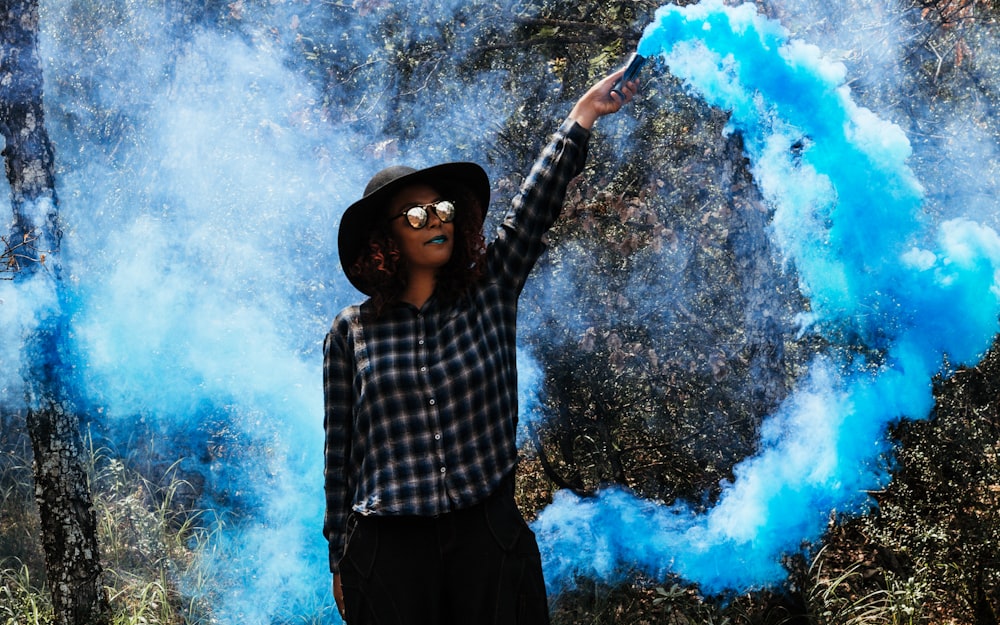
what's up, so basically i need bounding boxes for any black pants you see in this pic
[339,481,550,625]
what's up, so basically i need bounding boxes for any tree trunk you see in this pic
[0,1,109,623]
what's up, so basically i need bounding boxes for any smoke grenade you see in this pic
[610,52,646,99]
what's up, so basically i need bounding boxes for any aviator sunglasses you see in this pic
[390,200,456,230]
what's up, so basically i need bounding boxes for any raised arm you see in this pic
[568,64,639,130]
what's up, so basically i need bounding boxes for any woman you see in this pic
[324,67,637,625]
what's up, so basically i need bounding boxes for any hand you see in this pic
[333,573,346,622]
[568,64,639,130]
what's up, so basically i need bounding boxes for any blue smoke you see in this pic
[533,0,1000,595]
[24,1,393,622]
[16,1,538,623]
[42,13,345,621]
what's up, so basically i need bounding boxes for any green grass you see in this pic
[90,443,218,625]
[805,546,928,625]
[0,560,53,625]
[1,433,216,625]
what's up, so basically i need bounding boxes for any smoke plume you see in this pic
[533,0,1000,595]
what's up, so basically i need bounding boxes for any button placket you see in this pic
[419,312,448,487]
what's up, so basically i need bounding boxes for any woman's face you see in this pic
[386,183,456,274]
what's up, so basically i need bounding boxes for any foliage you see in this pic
[0,419,53,625]
[0,419,46,578]
[0,561,52,625]
[0,423,213,625]
[803,544,929,625]
[520,111,811,504]
[89,443,217,625]
[854,341,1000,624]
[0,231,46,277]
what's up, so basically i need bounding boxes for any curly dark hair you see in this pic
[347,181,487,316]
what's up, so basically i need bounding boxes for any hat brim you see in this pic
[338,162,490,296]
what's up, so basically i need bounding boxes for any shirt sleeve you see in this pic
[490,118,591,295]
[322,315,355,574]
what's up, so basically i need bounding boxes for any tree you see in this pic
[0,0,109,622]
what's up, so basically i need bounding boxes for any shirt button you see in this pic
[428,398,436,406]
[434,433,441,441]
[420,366,428,372]
[440,467,447,474]
[418,339,425,345]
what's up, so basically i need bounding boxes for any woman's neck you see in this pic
[401,269,436,309]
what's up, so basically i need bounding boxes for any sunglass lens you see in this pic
[405,206,428,229]
[435,201,456,223]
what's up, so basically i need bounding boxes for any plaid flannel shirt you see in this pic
[323,118,590,573]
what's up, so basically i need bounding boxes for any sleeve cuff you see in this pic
[560,117,591,143]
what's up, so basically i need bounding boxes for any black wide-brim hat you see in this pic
[338,162,491,295]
